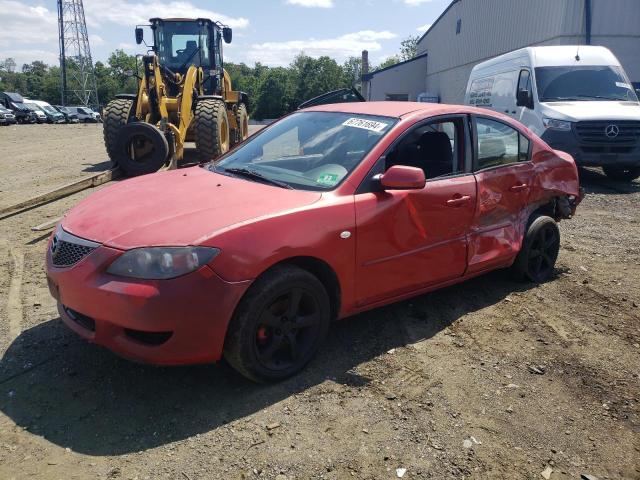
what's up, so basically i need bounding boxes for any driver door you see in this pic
[353,115,477,306]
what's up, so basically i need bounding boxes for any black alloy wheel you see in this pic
[512,215,560,283]
[224,265,331,382]
[254,287,323,371]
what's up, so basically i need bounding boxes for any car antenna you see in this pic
[575,45,581,62]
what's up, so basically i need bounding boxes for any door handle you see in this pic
[509,183,529,192]
[446,195,471,206]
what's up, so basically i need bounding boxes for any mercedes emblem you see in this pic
[605,124,619,139]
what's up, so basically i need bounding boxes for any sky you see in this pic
[0,0,451,69]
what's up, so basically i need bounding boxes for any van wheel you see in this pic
[602,166,640,182]
[224,265,331,383]
[511,215,560,283]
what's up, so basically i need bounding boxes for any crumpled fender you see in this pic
[529,147,581,205]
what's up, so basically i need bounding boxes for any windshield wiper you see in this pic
[223,167,293,189]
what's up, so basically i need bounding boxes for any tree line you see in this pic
[0,36,418,119]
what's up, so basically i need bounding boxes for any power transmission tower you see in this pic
[57,0,99,107]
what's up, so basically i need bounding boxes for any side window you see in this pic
[386,119,464,179]
[517,69,531,95]
[476,117,530,170]
[519,134,530,162]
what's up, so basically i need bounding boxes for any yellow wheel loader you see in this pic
[103,18,249,176]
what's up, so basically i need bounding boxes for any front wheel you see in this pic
[511,215,560,283]
[224,265,331,382]
[194,99,230,162]
[602,166,640,182]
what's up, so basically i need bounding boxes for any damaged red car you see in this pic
[45,102,581,382]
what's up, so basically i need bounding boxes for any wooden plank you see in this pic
[0,167,120,217]
[31,216,63,232]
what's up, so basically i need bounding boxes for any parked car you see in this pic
[45,102,582,382]
[30,100,66,124]
[66,106,102,123]
[465,45,640,182]
[0,91,38,124]
[22,101,48,123]
[0,106,17,125]
[52,105,80,123]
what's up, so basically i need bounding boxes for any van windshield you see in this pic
[536,65,639,102]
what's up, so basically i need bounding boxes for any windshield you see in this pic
[56,106,69,113]
[41,105,57,114]
[79,108,92,114]
[24,103,42,112]
[155,21,212,71]
[11,103,28,111]
[535,65,639,102]
[213,111,397,191]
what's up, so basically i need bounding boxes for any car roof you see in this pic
[303,101,512,120]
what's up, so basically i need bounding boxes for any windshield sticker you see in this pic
[342,117,389,133]
[616,82,631,89]
[316,173,339,186]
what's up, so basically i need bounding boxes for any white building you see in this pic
[363,0,640,104]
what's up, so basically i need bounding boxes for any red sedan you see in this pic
[46,102,582,382]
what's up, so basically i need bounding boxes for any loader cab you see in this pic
[149,17,230,95]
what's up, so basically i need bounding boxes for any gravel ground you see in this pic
[0,124,638,479]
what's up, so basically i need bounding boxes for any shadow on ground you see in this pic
[579,167,640,195]
[0,270,536,456]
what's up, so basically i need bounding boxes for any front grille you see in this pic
[52,240,96,267]
[575,121,640,144]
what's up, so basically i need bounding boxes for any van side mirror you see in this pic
[222,27,232,44]
[135,27,144,45]
[516,88,533,109]
[376,165,426,190]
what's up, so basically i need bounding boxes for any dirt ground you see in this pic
[0,124,638,480]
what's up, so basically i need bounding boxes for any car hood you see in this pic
[540,101,640,121]
[62,167,322,250]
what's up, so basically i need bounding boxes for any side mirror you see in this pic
[135,27,144,45]
[222,27,232,44]
[377,165,425,190]
[516,88,533,108]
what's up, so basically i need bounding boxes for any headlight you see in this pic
[107,247,220,279]
[542,117,572,131]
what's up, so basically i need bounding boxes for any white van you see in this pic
[465,46,640,181]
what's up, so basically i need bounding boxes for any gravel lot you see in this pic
[0,124,638,479]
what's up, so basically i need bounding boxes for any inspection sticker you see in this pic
[316,173,339,186]
[342,117,388,133]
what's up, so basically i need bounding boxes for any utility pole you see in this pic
[57,0,99,108]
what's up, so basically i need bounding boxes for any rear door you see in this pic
[354,115,477,305]
[468,115,534,273]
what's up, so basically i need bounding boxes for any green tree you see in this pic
[376,56,400,70]
[254,67,295,119]
[400,35,419,61]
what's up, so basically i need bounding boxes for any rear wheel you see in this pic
[232,103,249,146]
[224,265,331,383]
[194,99,229,162]
[103,98,133,163]
[511,215,560,283]
[602,166,640,182]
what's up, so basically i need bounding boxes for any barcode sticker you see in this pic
[342,117,388,132]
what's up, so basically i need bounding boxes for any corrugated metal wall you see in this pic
[411,0,640,103]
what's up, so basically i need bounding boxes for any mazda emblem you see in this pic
[605,124,619,138]
[51,235,59,255]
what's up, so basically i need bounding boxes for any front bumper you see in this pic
[541,128,640,168]
[46,243,251,365]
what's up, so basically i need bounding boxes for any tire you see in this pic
[194,99,229,162]
[103,98,133,162]
[224,265,331,383]
[113,122,169,177]
[602,166,640,182]
[232,103,249,146]
[511,215,560,283]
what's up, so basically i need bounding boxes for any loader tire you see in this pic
[194,99,229,162]
[232,103,249,146]
[114,122,169,177]
[103,98,133,163]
